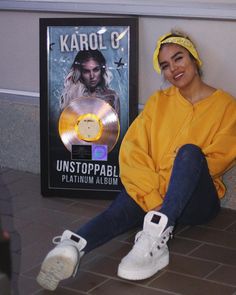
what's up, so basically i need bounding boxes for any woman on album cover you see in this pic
[60,49,120,118]
[37,29,236,291]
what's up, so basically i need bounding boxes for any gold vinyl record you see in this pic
[58,97,120,153]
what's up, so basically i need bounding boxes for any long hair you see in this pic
[60,49,113,110]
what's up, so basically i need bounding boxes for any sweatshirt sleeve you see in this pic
[202,100,236,178]
[119,97,163,212]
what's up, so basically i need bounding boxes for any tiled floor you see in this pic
[1,167,236,295]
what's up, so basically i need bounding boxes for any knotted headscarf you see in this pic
[153,32,202,74]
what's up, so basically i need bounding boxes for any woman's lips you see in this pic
[174,72,184,80]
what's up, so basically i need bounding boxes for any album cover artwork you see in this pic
[40,18,138,198]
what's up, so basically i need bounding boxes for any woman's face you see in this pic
[158,43,198,89]
[80,58,102,90]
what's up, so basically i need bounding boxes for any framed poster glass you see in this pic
[40,17,138,198]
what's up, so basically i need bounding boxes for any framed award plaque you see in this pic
[40,17,138,198]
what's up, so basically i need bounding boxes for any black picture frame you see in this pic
[40,17,138,198]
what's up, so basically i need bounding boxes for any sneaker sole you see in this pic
[117,253,169,281]
[37,254,76,290]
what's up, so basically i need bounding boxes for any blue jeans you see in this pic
[77,144,220,253]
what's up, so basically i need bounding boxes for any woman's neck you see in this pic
[179,78,216,104]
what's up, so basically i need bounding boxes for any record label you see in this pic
[75,113,103,142]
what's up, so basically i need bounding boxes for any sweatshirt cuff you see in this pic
[140,189,163,212]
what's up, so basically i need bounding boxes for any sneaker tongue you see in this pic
[143,211,168,238]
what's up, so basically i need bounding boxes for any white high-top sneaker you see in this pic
[37,230,87,291]
[118,211,173,280]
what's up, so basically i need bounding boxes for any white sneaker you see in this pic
[117,211,173,280]
[37,230,87,291]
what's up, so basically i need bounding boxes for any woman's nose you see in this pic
[170,62,177,72]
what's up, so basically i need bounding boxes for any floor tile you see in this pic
[90,279,170,295]
[17,222,60,248]
[202,208,236,230]
[20,240,55,273]
[167,253,218,277]
[14,207,80,229]
[18,275,41,295]
[206,265,236,286]
[35,288,84,294]
[149,271,236,295]
[60,201,110,219]
[95,239,132,259]
[82,255,119,277]
[191,244,236,266]
[74,198,112,209]
[169,236,201,255]
[60,270,108,292]
[6,172,40,195]
[178,226,236,249]
[226,221,236,233]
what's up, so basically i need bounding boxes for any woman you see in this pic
[60,49,120,117]
[37,30,236,290]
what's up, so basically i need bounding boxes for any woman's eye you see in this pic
[161,64,168,70]
[175,56,183,62]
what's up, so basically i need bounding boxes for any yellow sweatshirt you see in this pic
[119,86,236,212]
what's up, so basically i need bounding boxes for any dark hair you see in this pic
[161,30,202,77]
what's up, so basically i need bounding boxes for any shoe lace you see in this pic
[52,235,62,245]
[134,231,156,253]
[134,228,173,256]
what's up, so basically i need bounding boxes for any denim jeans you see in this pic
[77,144,220,253]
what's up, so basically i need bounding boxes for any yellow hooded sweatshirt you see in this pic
[119,86,236,212]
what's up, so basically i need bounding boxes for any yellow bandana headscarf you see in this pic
[153,32,202,74]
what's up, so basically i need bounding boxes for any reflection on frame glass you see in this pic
[40,17,138,198]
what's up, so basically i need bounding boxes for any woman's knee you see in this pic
[177,144,204,161]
